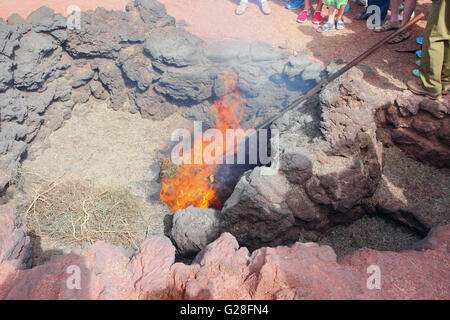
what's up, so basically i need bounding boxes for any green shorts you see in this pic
[323,0,348,9]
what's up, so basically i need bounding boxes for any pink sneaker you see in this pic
[297,10,309,23]
[312,11,323,24]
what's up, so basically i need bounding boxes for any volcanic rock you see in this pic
[118,47,155,91]
[221,167,296,250]
[96,60,129,110]
[377,90,450,168]
[280,146,312,185]
[0,18,26,57]
[2,241,133,300]
[69,67,95,89]
[133,0,175,28]
[144,27,204,68]
[0,55,14,92]
[170,206,221,256]
[26,6,66,33]
[61,8,144,59]
[130,87,178,119]
[155,66,215,103]
[128,236,175,299]
[89,81,108,100]
[0,219,448,300]
[14,32,70,91]
[0,203,31,268]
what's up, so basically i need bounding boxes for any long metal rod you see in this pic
[256,13,424,130]
[213,13,424,164]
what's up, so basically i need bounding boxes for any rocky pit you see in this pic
[0,0,449,299]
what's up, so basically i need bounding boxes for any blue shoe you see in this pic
[416,50,422,58]
[286,0,305,10]
[412,69,420,78]
[416,60,420,67]
[416,37,423,45]
[344,3,350,13]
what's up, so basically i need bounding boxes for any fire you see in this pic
[160,76,245,211]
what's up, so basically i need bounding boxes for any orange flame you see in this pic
[160,76,245,211]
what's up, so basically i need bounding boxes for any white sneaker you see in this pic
[260,0,271,15]
[235,1,248,15]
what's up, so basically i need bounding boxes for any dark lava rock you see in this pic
[61,8,144,59]
[0,55,14,92]
[0,203,31,268]
[144,27,204,68]
[130,88,177,120]
[221,167,296,250]
[280,146,312,185]
[170,206,221,256]
[26,6,66,33]
[14,32,70,91]
[133,0,175,27]
[89,81,108,100]
[0,18,28,57]
[96,60,129,110]
[69,67,95,88]
[155,66,215,103]
[118,47,155,91]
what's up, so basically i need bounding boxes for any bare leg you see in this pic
[328,6,337,23]
[336,3,347,19]
[304,0,311,11]
[316,0,323,12]
[401,0,416,26]
[390,0,401,24]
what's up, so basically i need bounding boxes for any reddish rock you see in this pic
[0,260,21,299]
[128,235,175,299]
[3,242,133,300]
[412,225,449,252]
[1,212,448,300]
[378,91,450,168]
[0,203,31,268]
[395,91,420,117]
[341,248,449,299]
[419,98,448,119]
[249,242,365,300]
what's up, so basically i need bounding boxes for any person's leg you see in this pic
[304,0,311,11]
[409,0,448,97]
[297,0,311,23]
[400,0,416,26]
[317,3,336,32]
[336,2,347,18]
[235,0,248,15]
[311,0,324,24]
[389,0,401,24]
[388,0,415,44]
[443,40,450,91]
[328,6,337,22]
[335,1,347,29]
[380,0,390,21]
[260,0,271,15]
[316,0,324,11]
[374,0,400,31]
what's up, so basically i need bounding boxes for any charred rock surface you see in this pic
[170,206,221,257]
[376,90,450,168]
[0,0,322,196]
[220,68,449,250]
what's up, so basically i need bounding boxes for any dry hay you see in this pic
[20,179,147,251]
